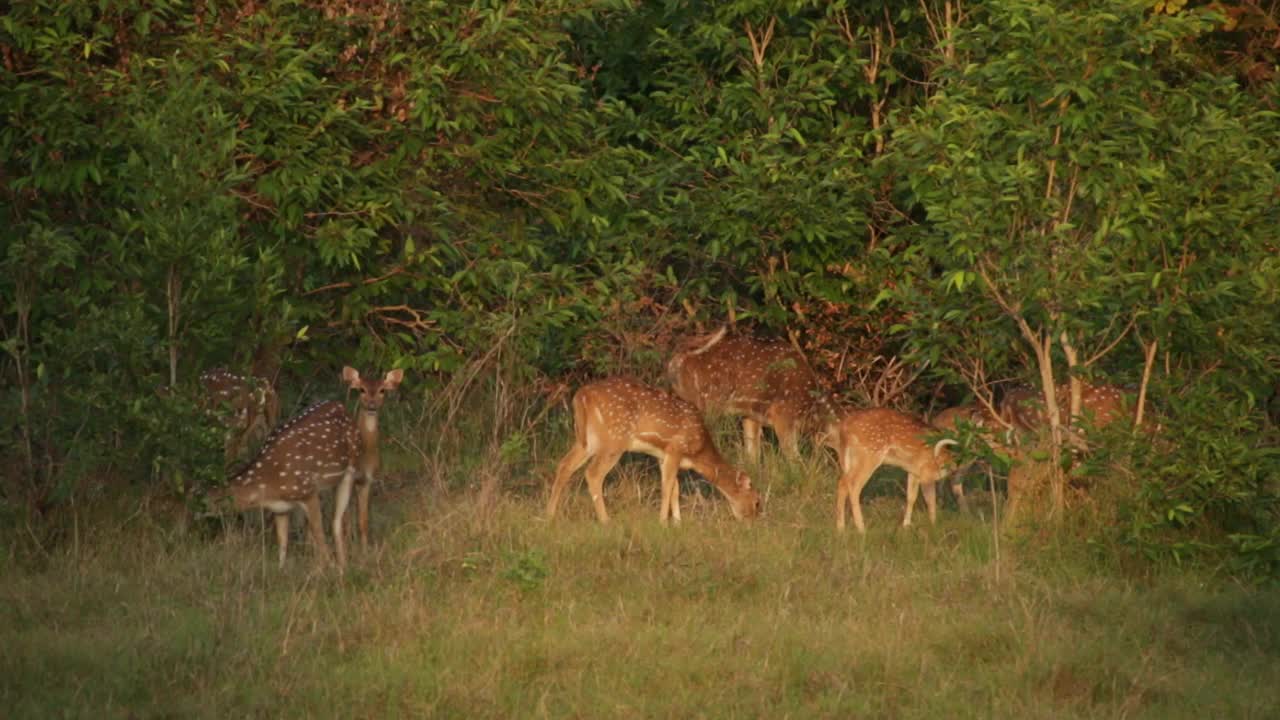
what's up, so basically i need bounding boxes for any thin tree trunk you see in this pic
[1135,338,1158,429]
[1060,331,1082,422]
[167,264,181,388]
[15,284,35,482]
[1032,333,1065,518]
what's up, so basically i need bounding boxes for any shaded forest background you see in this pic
[2,0,1278,576]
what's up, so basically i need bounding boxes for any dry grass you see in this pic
[2,451,1278,719]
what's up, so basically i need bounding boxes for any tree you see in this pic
[892,0,1280,519]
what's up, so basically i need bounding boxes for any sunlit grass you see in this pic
[2,445,1278,719]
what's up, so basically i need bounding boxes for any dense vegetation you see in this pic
[2,0,1278,572]
[3,2,1279,716]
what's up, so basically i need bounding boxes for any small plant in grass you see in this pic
[502,550,550,592]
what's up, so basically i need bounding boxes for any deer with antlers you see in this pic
[215,366,403,568]
[547,378,761,524]
[200,368,281,466]
[666,326,835,461]
[828,408,958,533]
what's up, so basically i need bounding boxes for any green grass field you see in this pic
[3,454,1278,719]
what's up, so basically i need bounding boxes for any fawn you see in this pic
[828,408,957,532]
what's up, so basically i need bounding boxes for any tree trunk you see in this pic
[167,264,181,388]
[1136,337,1158,429]
[15,280,35,483]
[1031,330,1065,519]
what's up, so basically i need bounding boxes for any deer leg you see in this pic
[274,512,290,568]
[924,479,939,525]
[835,443,853,531]
[659,461,672,523]
[332,468,356,568]
[302,494,332,565]
[835,469,850,531]
[837,446,876,533]
[903,473,921,527]
[951,469,970,514]
[356,480,372,551]
[781,427,800,460]
[585,450,623,524]
[848,462,875,534]
[742,417,762,462]
[548,441,590,518]
[659,454,682,526]
[771,409,800,460]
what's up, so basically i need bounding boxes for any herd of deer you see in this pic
[202,327,1133,569]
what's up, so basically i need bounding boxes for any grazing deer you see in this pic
[829,408,957,532]
[927,403,1000,513]
[1001,383,1129,436]
[667,326,835,461]
[928,401,1025,513]
[200,368,281,466]
[216,366,403,568]
[547,378,761,524]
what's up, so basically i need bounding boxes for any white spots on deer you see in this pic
[547,377,762,524]
[666,328,833,460]
[222,366,404,568]
[1001,382,1131,435]
[201,369,280,465]
[832,407,956,533]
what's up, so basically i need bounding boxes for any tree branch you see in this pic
[302,266,408,296]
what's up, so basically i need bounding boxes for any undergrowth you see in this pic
[3,438,1278,719]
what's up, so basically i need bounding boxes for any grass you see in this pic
[3,449,1279,719]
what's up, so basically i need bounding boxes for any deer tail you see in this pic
[686,325,728,356]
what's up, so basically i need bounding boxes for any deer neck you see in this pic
[687,447,738,498]
[355,408,382,473]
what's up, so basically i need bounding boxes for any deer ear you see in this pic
[384,368,404,387]
[342,366,361,386]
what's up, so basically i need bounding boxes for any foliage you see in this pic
[574,0,926,363]
[1088,386,1280,576]
[889,0,1280,540]
[0,0,635,511]
[0,0,1277,576]
[894,0,1279,385]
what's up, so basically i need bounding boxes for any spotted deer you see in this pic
[1001,383,1129,436]
[200,368,280,466]
[666,326,835,461]
[547,378,762,524]
[216,366,403,567]
[930,403,1002,436]
[929,404,993,513]
[829,408,957,532]
[928,402,1018,514]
